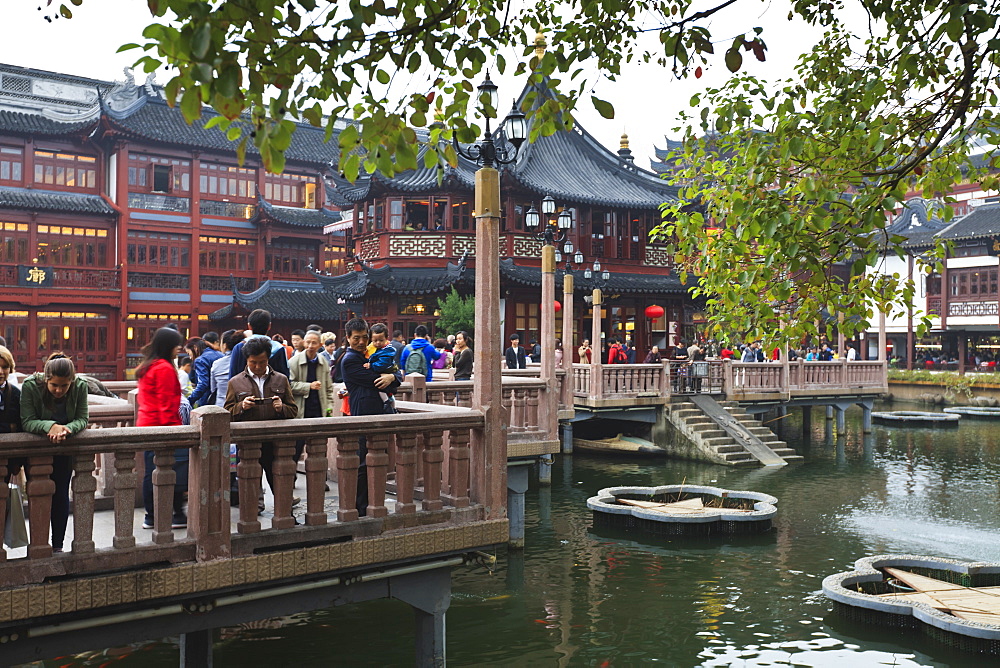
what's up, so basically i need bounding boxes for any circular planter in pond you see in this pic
[943,406,1000,419]
[586,484,777,537]
[871,410,960,426]
[823,555,1000,654]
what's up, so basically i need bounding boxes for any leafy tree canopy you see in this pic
[50,0,1000,344]
[658,0,1000,345]
[435,288,475,336]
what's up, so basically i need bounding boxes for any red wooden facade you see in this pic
[0,65,347,379]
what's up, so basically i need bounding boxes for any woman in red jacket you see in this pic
[136,327,187,531]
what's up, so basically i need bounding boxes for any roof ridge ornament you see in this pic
[534,32,547,58]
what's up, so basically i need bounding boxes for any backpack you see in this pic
[431,349,448,369]
[404,345,429,375]
[611,344,627,364]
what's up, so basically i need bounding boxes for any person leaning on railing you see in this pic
[20,356,89,553]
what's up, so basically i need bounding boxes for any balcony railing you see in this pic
[200,200,256,219]
[948,300,999,317]
[128,192,191,213]
[200,275,257,292]
[127,272,190,289]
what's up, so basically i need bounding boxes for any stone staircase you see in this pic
[664,400,804,466]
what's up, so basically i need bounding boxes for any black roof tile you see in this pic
[313,258,468,298]
[497,258,691,295]
[106,96,339,166]
[0,109,96,136]
[0,186,115,215]
[254,197,341,228]
[939,204,1000,241]
[209,278,360,321]
[333,82,678,209]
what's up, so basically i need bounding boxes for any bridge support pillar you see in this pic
[860,401,873,434]
[826,405,834,420]
[506,462,530,549]
[393,565,452,668]
[561,422,573,454]
[835,407,846,435]
[538,455,553,485]
[180,628,213,668]
[802,406,812,436]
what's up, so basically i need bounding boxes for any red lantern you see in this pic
[645,304,664,319]
[553,300,562,313]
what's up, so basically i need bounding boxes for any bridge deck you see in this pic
[568,360,888,410]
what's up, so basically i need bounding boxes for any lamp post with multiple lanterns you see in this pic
[556,244,583,451]
[453,72,527,521]
[526,195,576,463]
[584,259,610,401]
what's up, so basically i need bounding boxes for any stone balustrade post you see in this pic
[407,373,427,404]
[26,456,55,559]
[190,406,232,561]
[365,433,390,518]
[305,437,329,526]
[152,448,177,544]
[71,454,97,554]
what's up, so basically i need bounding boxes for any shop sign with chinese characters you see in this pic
[17,265,54,288]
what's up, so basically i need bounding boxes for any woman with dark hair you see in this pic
[136,327,188,531]
[20,356,89,552]
[0,346,23,482]
[187,337,223,407]
[453,331,473,381]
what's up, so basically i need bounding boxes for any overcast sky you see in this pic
[0,1,850,173]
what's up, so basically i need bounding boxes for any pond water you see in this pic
[36,405,1000,666]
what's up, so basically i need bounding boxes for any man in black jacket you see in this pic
[505,333,527,369]
[341,317,398,515]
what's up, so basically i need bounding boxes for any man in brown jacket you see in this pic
[224,336,298,511]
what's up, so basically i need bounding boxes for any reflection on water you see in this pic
[39,405,1000,666]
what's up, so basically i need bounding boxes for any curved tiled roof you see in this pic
[209,278,360,321]
[313,257,467,298]
[938,204,1000,242]
[330,82,678,209]
[497,258,690,295]
[0,186,115,215]
[0,109,97,136]
[254,197,341,228]
[105,96,339,166]
[331,146,479,203]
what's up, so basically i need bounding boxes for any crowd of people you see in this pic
[2,315,873,549]
[0,312,484,548]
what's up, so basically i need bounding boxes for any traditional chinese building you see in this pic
[866,197,1000,368]
[0,63,348,378]
[227,80,697,356]
[0,63,700,378]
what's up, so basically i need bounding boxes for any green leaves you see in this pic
[592,96,615,119]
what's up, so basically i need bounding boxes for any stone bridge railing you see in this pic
[0,402,486,586]
[724,359,888,399]
[566,359,888,403]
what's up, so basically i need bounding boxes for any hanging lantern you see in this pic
[553,300,562,313]
[645,304,665,319]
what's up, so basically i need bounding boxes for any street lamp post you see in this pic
[526,197,574,482]
[557,245,583,453]
[585,260,610,402]
[453,73,526,526]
